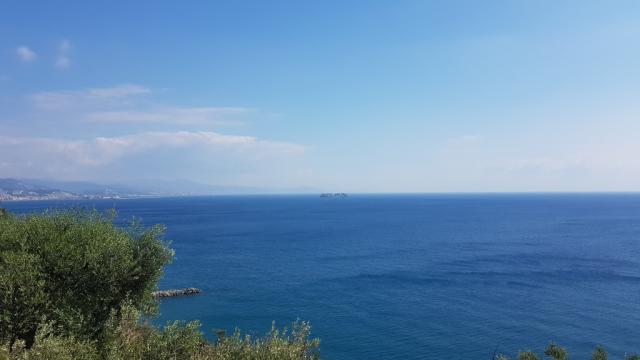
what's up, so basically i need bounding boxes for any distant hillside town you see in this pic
[0,178,318,201]
[0,178,142,201]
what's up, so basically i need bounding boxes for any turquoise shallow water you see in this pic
[6,194,640,359]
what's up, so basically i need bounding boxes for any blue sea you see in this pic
[4,194,640,359]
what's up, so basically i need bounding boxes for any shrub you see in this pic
[209,320,320,360]
[8,331,98,360]
[102,304,207,360]
[592,346,607,360]
[102,303,320,360]
[544,343,568,360]
[517,351,540,360]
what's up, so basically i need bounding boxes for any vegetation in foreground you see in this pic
[494,343,640,360]
[0,209,319,359]
[0,208,638,359]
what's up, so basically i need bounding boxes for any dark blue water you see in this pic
[5,194,640,359]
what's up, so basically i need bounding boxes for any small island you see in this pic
[320,193,348,198]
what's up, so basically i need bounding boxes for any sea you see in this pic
[4,194,640,359]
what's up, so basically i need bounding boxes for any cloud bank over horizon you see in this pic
[0,130,305,183]
[0,83,310,188]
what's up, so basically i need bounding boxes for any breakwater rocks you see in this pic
[152,287,202,298]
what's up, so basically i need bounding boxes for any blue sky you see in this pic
[1,1,640,192]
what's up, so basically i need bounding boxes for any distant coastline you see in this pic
[0,177,319,201]
[0,193,159,202]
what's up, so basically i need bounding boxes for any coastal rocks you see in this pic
[152,287,201,298]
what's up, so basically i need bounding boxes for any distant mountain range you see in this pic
[0,178,317,201]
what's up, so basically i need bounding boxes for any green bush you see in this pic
[102,304,207,360]
[517,350,540,360]
[102,304,320,360]
[209,320,320,360]
[544,343,568,360]
[497,344,640,360]
[592,345,607,360]
[8,332,98,360]
[4,303,320,360]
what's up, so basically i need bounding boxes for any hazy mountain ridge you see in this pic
[0,178,59,194]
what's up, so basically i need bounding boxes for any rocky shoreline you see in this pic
[152,288,202,298]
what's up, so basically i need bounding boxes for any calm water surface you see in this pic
[5,194,640,359]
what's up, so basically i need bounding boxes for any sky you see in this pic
[1,0,640,192]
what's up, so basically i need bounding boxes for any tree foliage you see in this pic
[0,251,47,349]
[0,210,173,349]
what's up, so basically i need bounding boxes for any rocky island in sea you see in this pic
[320,193,348,198]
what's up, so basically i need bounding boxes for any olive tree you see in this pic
[0,252,47,350]
[0,210,173,349]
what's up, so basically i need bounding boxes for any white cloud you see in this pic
[30,84,151,110]
[59,39,71,52]
[0,131,305,169]
[16,46,36,62]
[7,85,297,183]
[55,56,70,69]
[85,84,150,98]
[28,84,249,125]
[85,107,249,124]
[55,39,71,69]
[85,131,305,164]
[499,157,585,173]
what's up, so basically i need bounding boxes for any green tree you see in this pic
[0,210,173,348]
[0,252,47,350]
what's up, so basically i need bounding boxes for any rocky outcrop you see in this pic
[152,287,201,298]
